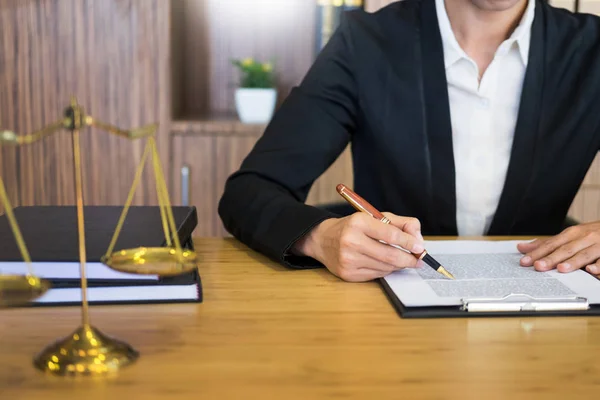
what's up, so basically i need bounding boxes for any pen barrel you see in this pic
[336,184,386,221]
[421,252,442,270]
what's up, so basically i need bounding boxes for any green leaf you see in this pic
[231,58,275,88]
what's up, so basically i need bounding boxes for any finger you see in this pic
[338,219,419,270]
[336,266,388,282]
[533,234,599,271]
[521,228,580,266]
[339,250,403,274]
[517,238,542,255]
[586,264,600,276]
[382,212,423,241]
[361,236,419,269]
[555,243,600,273]
[354,215,424,254]
[340,222,419,269]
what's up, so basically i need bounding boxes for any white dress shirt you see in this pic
[435,0,535,235]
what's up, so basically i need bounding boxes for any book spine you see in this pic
[314,1,345,55]
[315,1,364,56]
[343,0,364,11]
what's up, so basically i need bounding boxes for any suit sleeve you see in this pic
[218,16,359,268]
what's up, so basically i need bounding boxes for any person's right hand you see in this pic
[292,212,424,282]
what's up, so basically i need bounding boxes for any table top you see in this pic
[1,237,599,399]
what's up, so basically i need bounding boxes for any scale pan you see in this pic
[102,247,198,276]
[0,275,51,307]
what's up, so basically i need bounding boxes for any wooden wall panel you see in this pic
[566,2,600,223]
[569,156,600,223]
[548,0,575,11]
[365,0,398,12]
[0,0,170,208]
[172,0,317,118]
[570,188,600,223]
[305,146,354,206]
[170,0,187,122]
[172,129,260,237]
[579,0,600,14]
[171,122,354,236]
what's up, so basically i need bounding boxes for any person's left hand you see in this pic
[518,222,600,275]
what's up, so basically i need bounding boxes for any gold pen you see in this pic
[336,184,455,279]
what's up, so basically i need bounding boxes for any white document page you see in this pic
[0,261,158,281]
[383,240,600,307]
[33,284,197,304]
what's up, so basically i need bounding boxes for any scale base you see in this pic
[33,325,139,376]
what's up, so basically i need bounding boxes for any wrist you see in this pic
[292,218,335,261]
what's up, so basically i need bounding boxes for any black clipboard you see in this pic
[379,278,600,318]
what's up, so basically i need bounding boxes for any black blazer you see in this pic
[219,0,600,268]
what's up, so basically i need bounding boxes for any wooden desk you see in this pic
[1,238,599,399]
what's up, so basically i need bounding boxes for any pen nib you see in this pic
[438,266,455,280]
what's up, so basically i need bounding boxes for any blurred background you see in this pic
[0,0,596,237]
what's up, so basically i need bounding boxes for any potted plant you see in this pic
[231,58,277,124]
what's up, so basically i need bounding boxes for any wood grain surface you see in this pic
[0,0,170,208]
[0,237,598,400]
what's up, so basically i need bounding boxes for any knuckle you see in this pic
[564,226,578,236]
[338,232,355,249]
[562,244,577,257]
[570,225,583,235]
[347,214,365,230]
[386,229,400,244]
[540,239,555,250]
[389,229,411,248]
[408,217,421,228]
[535,242,557,257]
[582,244,600,260]
[381,250,399,266]
[579,249,592,260]
[399,234,414,250]
[585,231,600,242]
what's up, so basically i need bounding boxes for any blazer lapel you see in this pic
[368,1,438,232]
[418,0,457,235]
[487,2,546,235]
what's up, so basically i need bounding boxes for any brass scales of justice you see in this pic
[0,98,198,376]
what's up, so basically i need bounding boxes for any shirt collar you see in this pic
[435,0,535,69]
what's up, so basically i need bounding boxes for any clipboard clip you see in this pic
[461,293,590,312]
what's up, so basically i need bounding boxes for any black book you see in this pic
[0,206,202,306]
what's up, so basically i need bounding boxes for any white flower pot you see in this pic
[235,88,277,124]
